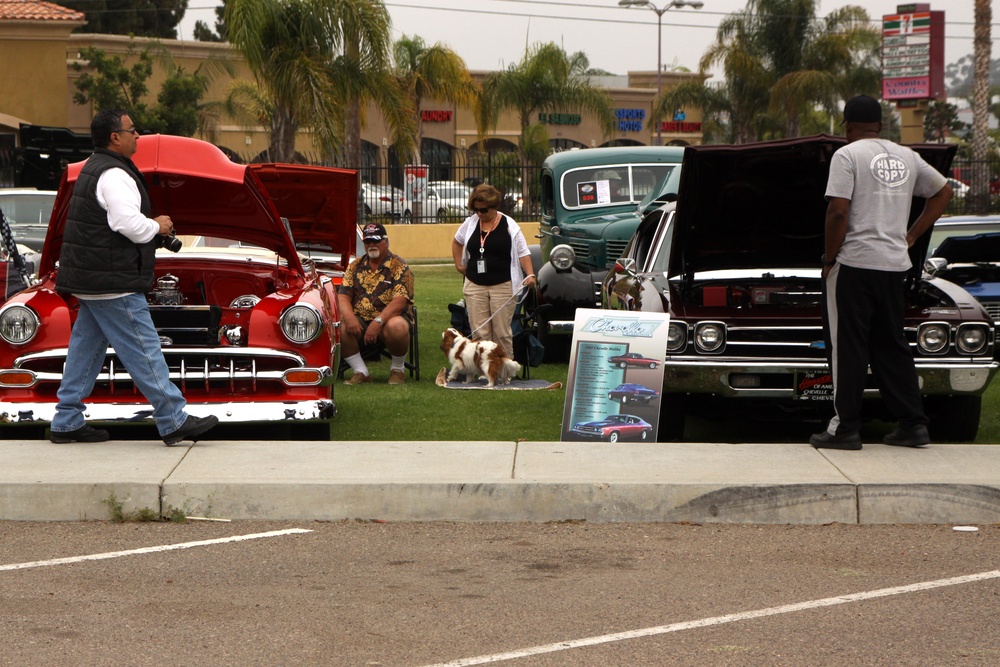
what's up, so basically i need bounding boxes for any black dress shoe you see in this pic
[883,424,930,447]
[809,431,862,450]
[49,425,110,443]
[163,414,219,446]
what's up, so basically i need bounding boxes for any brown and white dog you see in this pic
[441,328,521,387]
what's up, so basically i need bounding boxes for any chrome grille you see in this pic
[606,240,629,262]
[982,301,1000,323]
[15,348,309,396]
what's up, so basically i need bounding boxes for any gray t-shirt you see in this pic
[825,138,947,271]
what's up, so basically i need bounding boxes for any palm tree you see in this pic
[691,1,878,142]
[479,42,615,207]
[970,0,992,214]
[224,0,412,165]
[394,35,477,160]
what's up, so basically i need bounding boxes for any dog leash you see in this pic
[469,275,533,339]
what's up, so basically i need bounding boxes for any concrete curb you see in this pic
[1,440,998,524]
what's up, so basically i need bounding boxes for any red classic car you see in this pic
[570,413,653,442]
[607,351,661,369]
[0,134,358,425]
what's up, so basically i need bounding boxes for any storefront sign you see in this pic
[660,121,702,133]
[881,8,945,101]
[421,110,453,122]
[539,112,582,125]
[616,108,645,132]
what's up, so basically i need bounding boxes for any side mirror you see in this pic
[615,257,638,278]
[924,256,947,276]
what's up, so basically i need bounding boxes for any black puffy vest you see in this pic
[55,149,158,295]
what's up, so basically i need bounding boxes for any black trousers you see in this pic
[823,263,927,435]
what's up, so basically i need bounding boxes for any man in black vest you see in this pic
[49,109,218,445]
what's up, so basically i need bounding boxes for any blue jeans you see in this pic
[52,293,188,437]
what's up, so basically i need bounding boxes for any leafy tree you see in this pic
[480,42,615,205]
[924,100,967,142]
[62,0,188,39]
[224,0,412,166]
[73,42,230,138]
[194,0,230,42]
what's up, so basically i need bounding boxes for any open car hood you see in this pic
[42,135,358,275]
[668,134,957,282]
[247,163,358,260]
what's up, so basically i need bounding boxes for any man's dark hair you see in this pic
[91,108,129,149]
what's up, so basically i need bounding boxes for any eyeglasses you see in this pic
[363,237,384,244]
[115,128,138,135]
[473,206,492,214]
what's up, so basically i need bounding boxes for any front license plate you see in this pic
[796,371,833,400]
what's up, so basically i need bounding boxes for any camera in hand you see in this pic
[158,232,182,253]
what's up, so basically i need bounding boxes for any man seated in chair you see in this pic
[337,222,414,385]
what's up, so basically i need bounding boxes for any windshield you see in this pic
[0,193,55,225]
[561,164,677,210]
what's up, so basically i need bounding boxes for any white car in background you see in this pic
[425,181,471,222]
[361,182,412,223]
[947,177,970,198]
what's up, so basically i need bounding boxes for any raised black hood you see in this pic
[669,134,957,282]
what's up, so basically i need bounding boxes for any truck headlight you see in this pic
[280,304,322,343]
[549,244,576,271]
[0,304,40,345]
[956,323,988,355]
[917,322,949,354]
[694,321,725,353]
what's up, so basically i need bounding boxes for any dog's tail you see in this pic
[503,358,521,377]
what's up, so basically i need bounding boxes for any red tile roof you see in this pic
[0,0,86,22]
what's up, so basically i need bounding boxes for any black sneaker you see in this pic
[809,431,862,450]
[163,414,219,446]
[49,425,110,443]
[883,424,930,448]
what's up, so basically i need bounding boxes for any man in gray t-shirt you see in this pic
[810,95,952,452]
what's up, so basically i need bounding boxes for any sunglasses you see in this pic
[473,206,492,214]
[115,128,138,135]
[363,236,384,244]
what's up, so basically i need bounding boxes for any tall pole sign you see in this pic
[881,4,945,101]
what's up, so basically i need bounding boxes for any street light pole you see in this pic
[618,0,704,146]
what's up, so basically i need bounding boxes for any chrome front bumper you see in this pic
[0,399,336,424]
[662,358,999,398]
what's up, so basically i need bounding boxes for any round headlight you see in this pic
[549,244,576,271]
[0,304,40,345]
[280,304,322,343]
[956,324,988,355]
[695,322,725,353]
[666,321,687,352]
[917,323,949,353]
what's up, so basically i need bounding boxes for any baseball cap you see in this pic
[842,95,882,124]
[362,222,387,241]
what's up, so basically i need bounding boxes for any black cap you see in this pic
[843,95,882,124]
[362,222,387,241]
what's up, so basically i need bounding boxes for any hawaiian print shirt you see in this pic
[338,250,414,324]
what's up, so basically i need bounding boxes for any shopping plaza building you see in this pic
[0,1,705,186]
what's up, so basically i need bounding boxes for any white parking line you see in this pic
[423,569,1000,666]
[0,528,312,572]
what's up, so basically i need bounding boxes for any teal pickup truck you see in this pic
[534,146,684,360]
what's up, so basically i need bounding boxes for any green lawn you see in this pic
[331,264,1000,444]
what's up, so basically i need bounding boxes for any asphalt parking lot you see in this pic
[2,520,998,666]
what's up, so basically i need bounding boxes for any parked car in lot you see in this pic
[570,413,652,442]
[535,146,684,360]
[425,181,471,222]
[0,134,359,426]
[361,182,411,223]
[925,215,1000,328]
[603,134,997,442]
[608,383,660,405]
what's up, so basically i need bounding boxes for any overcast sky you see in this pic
[177,1,986,80]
